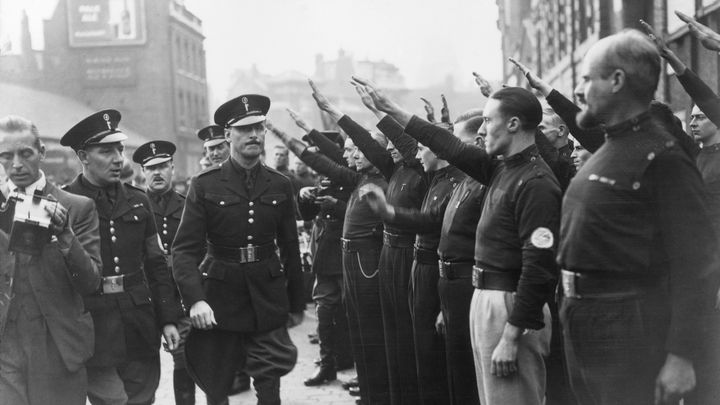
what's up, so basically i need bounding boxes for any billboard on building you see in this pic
[67,0,147,47]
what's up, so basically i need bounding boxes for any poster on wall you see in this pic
[67,0,147,47]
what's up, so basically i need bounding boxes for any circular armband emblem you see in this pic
[530,227,554,249]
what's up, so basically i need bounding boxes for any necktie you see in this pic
[245,169,256,193]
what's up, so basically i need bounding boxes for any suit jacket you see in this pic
[64,176,180,366]
[0,182,101,372]
[173,161,304,332]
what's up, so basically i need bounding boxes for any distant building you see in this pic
[0,0,209,178]
[227,50,410,151]
[496,0,713,124]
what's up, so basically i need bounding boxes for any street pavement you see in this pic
[153,307,358,405]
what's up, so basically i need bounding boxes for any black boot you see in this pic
[304,365,337,386]
[173,368,196,405]
[254,376,281,405]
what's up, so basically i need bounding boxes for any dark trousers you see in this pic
[378,245,419,405]
[313,274,352,368]
[409,261,449,405]
[172,317,197,405]
[117,356,161,405]
[0,313,88,405]
[546,298,576,405]
[684,308,720,404]
[437,277,479,405]
[185,327,297,404]
[560,292,669,405]
[343,248,390,405]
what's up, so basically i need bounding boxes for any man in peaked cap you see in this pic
[61,110,181,405]
[172,94,304,405]
[132,141,196,405]
[198,125,230,168]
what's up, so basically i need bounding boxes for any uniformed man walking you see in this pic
[61,110,181,405]
[132,141,196,405]
[172,94,304,405]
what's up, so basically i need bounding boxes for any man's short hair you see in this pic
[596,29,660,102]
[455,109,484,134]
[489,87,542,131]
[542,107,566,129]
[274,144,288,153]
[0,115,42,149]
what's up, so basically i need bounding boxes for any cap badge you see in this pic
[241,96,250,112]
[103,113,111,130]
[150,143,157,155]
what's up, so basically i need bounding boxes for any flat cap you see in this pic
[132,140,176,167]
[197,125,227,148]
[60,109,128,151]
[214,94,270,128]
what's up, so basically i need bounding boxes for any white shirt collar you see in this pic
[6,170,47,196]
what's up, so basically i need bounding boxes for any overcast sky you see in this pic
[185,0,503,96]
[4,0,503,98]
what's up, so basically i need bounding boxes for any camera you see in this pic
[3,190,58,256]
[316,179,333,197]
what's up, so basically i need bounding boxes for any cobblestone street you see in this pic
[153,307,358,405]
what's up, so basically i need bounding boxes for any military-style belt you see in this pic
[382,231,414,248]
[472,265,520,292]
[207,243,276,263]
[414,246,439,264]
[438,261,474,280]
[561,269,656,299]
[101,271,145,294]
[341,237,381,252]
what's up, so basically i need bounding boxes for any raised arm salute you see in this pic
[308,78,426,404]
[355,76,561,405]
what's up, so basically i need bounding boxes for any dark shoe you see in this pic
[348,386,362,397]
[304,366,337,386]
[228,371,250,395]
[341,377,359,390]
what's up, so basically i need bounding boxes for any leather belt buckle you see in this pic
[472,266,482,289]
[341,239,350,251]
[102,275,124,294]
[561,269,581,299]
[243,245,257,263]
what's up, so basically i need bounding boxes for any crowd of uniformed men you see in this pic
[1,10,720,405]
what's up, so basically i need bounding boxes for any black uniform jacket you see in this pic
[65,175,180,366]
[149,189,185,259]
[338,115,427,235]
[559,112,719,360]
[172,161,304,333]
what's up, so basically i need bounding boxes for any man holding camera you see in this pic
[61,110,180,405]
[0,115,101,405]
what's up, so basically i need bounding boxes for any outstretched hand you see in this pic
[440,94,451,125]
[286,108,312,132]
[353,83,381,114]
[640,19,686,73]
[508,57,552,96]
[308,79,334,112]
[420,97,436,122]
[472,72,494,97]
[676,11,720,52]
[351,76,399,114]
